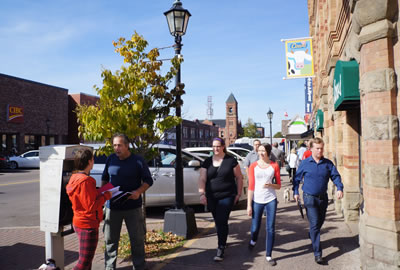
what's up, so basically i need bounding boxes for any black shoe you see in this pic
[248,241,256,250]
[214,247,224,262]
[315,256,324,264]
[266,257,277,266]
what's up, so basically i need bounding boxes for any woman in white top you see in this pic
[247,144,281,266]
[286,148,298,182]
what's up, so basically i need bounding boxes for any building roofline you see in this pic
[0,73,68,92]
[70,92,99,98]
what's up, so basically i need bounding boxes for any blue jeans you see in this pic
[303,193,328,257]
[250,199,277,257]
[104,207,145,270]
[207,196,235,248]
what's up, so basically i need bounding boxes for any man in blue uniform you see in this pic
[102,133,153,270]
[293,137,343,264]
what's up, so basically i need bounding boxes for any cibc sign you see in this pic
[7,105,24,123]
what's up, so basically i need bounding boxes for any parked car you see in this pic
[184,147,245,163]
[229,143,252,151]
[184,146,249,188]
[0,154,9,169]
[87,144,248,207]
[227,147,251,158]
[9,150,40,169]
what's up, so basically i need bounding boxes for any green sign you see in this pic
[333,60,360,111]
[316,109,324,131]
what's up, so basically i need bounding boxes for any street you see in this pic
[0,171,361,270]
[0,169,40,228]
[0,169,182,229]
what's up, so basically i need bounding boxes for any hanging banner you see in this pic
[283,37,314,79]
[305,77,313,114]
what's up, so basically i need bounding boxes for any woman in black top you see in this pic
[198,137,243,262]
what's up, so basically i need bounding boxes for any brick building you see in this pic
[0,73,68,155]
[308,0,400,268]
[203,93,242,146]
[68,93,99,144]
[163,119,219,147]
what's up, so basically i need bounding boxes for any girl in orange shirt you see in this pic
[66,149,111,270]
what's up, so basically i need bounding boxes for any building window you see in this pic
[183,127,188,138]
[24,135,36,150]
[230,132,233,137]
[229,121,233,126]
[190,128,196,138]
[199,129,203,138]
[221,131,224,138]
[228,107,233,114]
[205,130,209,138]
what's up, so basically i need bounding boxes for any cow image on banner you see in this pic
[282,37,314,79]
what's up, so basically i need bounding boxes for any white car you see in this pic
[184,146,249,189]
[227,147,251,158]
[9,150,40,169]
[87,144,247,207]
[184,147,245,163]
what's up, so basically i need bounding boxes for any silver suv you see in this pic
[89,144,246,207]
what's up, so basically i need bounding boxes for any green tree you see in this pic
[273,132,283,138]
[76,32,182,159]
[242,118,261,138]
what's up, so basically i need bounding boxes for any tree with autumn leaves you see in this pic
[76,32,184,158]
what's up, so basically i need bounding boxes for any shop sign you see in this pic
[316,109,324,131]
[305,77,313,114]
[7,105,24,123]
[333,60,360,111]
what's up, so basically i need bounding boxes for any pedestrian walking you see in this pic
[293,137,344,264]
[302,140,312,160]
[244,139,261,176]
[102,133,153,270]
[247,143,281,266]
[66,149,112,270]
[270,142,284,168]
[198,137,244,262]
[296,142,307,163]
[286,148,298,182]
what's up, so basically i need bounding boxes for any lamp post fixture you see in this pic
[46,118,51,135]
[267,108,273,145]
[163,0,197,238]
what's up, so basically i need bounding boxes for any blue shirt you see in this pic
[102,153,153,210]
[293,156,343,196]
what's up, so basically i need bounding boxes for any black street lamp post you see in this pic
[267,108,273,145]
[163,0,197,238]
[45,118,51,145]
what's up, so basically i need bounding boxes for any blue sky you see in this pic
[0,0,310,136]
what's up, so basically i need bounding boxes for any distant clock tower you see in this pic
[225,93,238,146]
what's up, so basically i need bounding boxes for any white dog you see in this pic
[283,188,290,203]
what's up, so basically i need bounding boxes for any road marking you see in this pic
[0,179,39,186]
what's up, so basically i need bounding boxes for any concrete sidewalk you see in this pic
[0,173,360,270]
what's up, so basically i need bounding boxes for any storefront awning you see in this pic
[301,128,314,138]
[333,60,360,111]
[316,109,324,131]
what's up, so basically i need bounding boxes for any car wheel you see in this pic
[9,161,18,170]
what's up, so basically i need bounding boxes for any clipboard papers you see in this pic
[110,191,132,204]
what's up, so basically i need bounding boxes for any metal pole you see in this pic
[269,119,272,145]
[174,36,184,209]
